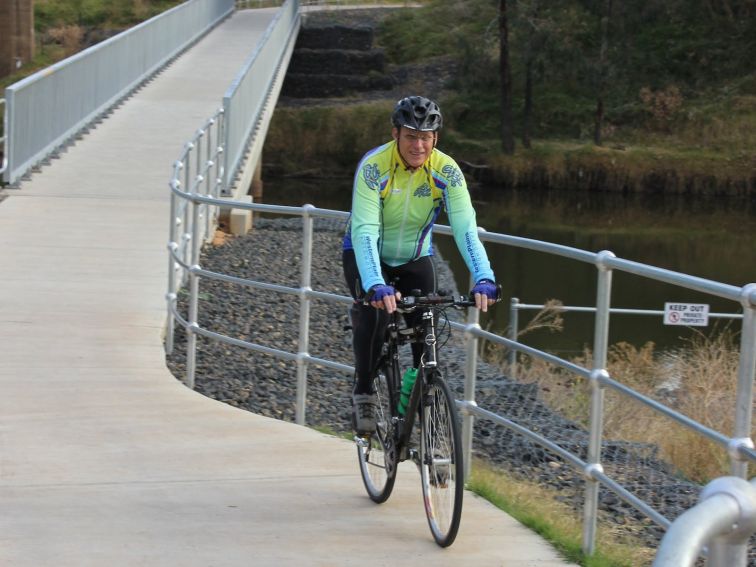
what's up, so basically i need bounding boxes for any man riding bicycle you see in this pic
[342,95,499,434]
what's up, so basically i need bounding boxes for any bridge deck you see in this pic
[0,8,576,566]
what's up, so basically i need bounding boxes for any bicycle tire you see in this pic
[356,359,398,503]
[419,373,464,547]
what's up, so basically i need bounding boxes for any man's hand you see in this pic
[471,279,498,312]
[368,284,402,313]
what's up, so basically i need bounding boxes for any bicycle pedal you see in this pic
[353,435,370,448]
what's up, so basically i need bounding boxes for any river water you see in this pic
[261,176,756,355]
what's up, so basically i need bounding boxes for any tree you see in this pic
[499,0,515,154]
[0,0,35,79]
[593,0,612,146]
[520,0,544,149]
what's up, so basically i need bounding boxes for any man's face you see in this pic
[393,127,436,169]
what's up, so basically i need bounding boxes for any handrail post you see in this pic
[204,121,213,242]
[165,170,181,355]
[214,108,226,216]
[732,283,756,478]
[295,204,315,425]
[221,97,232,196]
[583,250,615,555]
[462,271,480,482]
[185,174,203,389]
[182,150,193,274]
[0,97,7,179]
[508,297,519,379]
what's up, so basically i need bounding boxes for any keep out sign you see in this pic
[663,303,710,326]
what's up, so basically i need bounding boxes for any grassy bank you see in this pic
[468,460,654,567]
[1,0,184,91]
[264,103,755,195]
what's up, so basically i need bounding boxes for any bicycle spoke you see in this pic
[356,363,397,503]
[420,376,464,547]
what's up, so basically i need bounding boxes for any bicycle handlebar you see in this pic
[396,293,476,310]
[361,285,502,310]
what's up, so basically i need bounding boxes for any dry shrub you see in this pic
[489,311,748,483]
[133,0,149,20]
[594,329,742,482]
[598,341,664,439]
[518,299,565,338]
[486,301,588,425]
[639,85,684,132]
[47,25,84,55]
[654,329,742,481]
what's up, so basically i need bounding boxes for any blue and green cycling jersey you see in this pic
[343,140,495,292]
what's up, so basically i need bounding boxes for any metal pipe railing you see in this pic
[581,250,614,554]
[166,109,225,356]
[652,477,756,567]
[222,0,300,195]
[461,271,480,482]
[166,184,756,563]
[165,4,756,562]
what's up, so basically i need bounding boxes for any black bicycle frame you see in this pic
[384,306,440,461]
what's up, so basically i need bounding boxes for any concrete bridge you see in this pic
[0,2,577,565]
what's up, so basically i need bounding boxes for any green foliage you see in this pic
[35,0,184,31]
[379,0,498,64]
[373,0,756,150]
[0,0,184,90]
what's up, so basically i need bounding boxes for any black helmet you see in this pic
[391,96,443,132]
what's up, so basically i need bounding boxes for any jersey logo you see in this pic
[362,163,381,191]
[441,164,463,188]
[414,183,431,197]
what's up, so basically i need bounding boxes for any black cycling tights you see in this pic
[343,249,437,395]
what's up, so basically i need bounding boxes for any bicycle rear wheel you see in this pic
[356,361,397,503]
[419,373,464,547]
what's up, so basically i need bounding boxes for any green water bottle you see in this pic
[397,368,418,416]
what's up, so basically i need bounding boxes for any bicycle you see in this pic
[354,289,496,547]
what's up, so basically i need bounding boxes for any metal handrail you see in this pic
[165,3,756,564]
[222,0,300,195]
[653,477,756,567]
[506,299,744,379]
[165,183,756,563]
[3,0,234,185]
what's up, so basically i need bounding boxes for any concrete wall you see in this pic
[0,0,34,78]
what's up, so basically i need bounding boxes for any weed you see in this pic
[489,315,749,483]
[468,459,654,566]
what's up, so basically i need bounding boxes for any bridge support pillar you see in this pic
[220,195,252,236]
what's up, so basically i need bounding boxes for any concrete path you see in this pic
[0,7,577,566]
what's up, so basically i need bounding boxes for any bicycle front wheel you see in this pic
[419,374,464,547]
[356,362,397,503]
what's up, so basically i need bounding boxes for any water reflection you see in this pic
[262,177,755,353]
